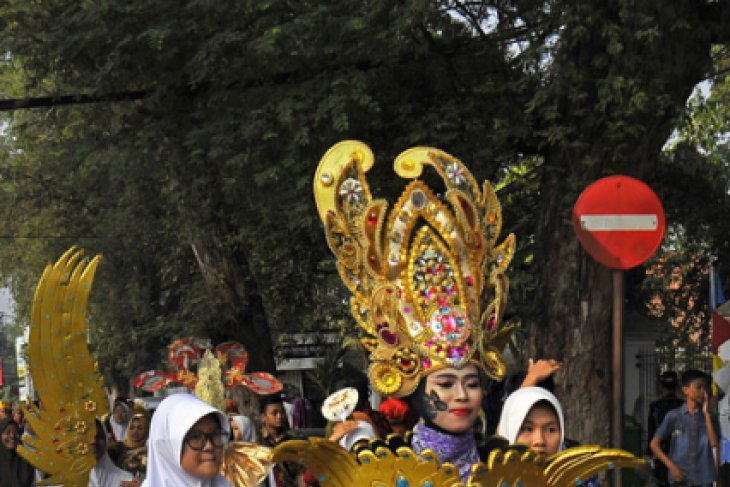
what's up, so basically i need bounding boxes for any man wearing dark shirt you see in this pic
[647,371,684,487]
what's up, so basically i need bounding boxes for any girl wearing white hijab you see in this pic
[229,415,257,443]
[108,399,131,443]
[496,386,565,457]
[142,393,233,487]
[89,420,137,487]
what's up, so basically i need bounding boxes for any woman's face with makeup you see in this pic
[423,364,483,433]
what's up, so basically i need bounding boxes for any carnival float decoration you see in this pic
[133,338,282,396]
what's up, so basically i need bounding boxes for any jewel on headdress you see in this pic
[446,163,468,186]
[320,173,334,186]
[339,178,364,204]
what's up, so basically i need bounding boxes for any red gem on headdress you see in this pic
[465,276,474,286]
[367,213,377,225]
[379,329,398,346]
[487,315,497,331]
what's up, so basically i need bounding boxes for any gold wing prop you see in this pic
[221,441,274,487]
[542,445,645,487]
[273,437,463,487]
[470,445,644,487]
[17,247,109,487]
[272,438,644,487]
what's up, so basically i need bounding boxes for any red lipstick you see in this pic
[449,408,472,417]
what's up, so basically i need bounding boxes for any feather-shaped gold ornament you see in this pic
[17,247,108,487]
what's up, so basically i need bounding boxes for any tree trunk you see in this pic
[190,231,277,372]
[527,163,613,446]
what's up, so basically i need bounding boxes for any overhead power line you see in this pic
[0,90,148,112]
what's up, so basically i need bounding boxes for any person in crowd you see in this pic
[0,417,35,487]
[89,419,140,487]
[12,405,25,435]
[484,358,561,436]
[106,398,132,443]
[290,390,313,430]
[327,373,390,451]
[120,412,150,478]
[650,369,719,487]
[229,385,261,427]
[714,363,730,487]
[407,364,486,483]
[378,397,413,436]
[258,394,303,487]
[646,370,684,487]
[0,403,11,422]
[282,384,297,429]
[229,414,257,443]
[226,397,256,442]
[496,387,564,456]
[496,386,600,486]
[142,393,232,487]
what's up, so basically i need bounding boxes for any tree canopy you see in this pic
[0,0,728,445]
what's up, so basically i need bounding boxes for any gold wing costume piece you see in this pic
[17,247,109,487]
[222,441,273,487]
[272,438,644,487]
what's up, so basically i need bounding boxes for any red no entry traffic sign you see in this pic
[573,175,665,270]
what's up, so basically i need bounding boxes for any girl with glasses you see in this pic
[142,393,232,486]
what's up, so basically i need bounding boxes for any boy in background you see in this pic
[650,369,719,487]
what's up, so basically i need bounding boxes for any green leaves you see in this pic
[0,0,727,405]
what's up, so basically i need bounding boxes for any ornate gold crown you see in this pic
[314,141,516,397]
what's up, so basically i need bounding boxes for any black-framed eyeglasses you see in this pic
[183,430,226,450]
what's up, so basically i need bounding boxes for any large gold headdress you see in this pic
[314,141,515,397]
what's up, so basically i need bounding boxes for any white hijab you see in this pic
[88,453,134,487]
[230,415,257,443]
[142,393,232,487]
[496,387,565,447]
[109,401,130,441]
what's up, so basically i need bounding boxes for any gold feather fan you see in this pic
[17,247,109,487]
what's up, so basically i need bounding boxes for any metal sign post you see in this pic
[573,175,667,487]
[612,270,624,486]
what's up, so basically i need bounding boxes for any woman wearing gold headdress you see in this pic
[300,141,648,487]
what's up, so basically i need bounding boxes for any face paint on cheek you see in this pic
[425,390,448,420]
